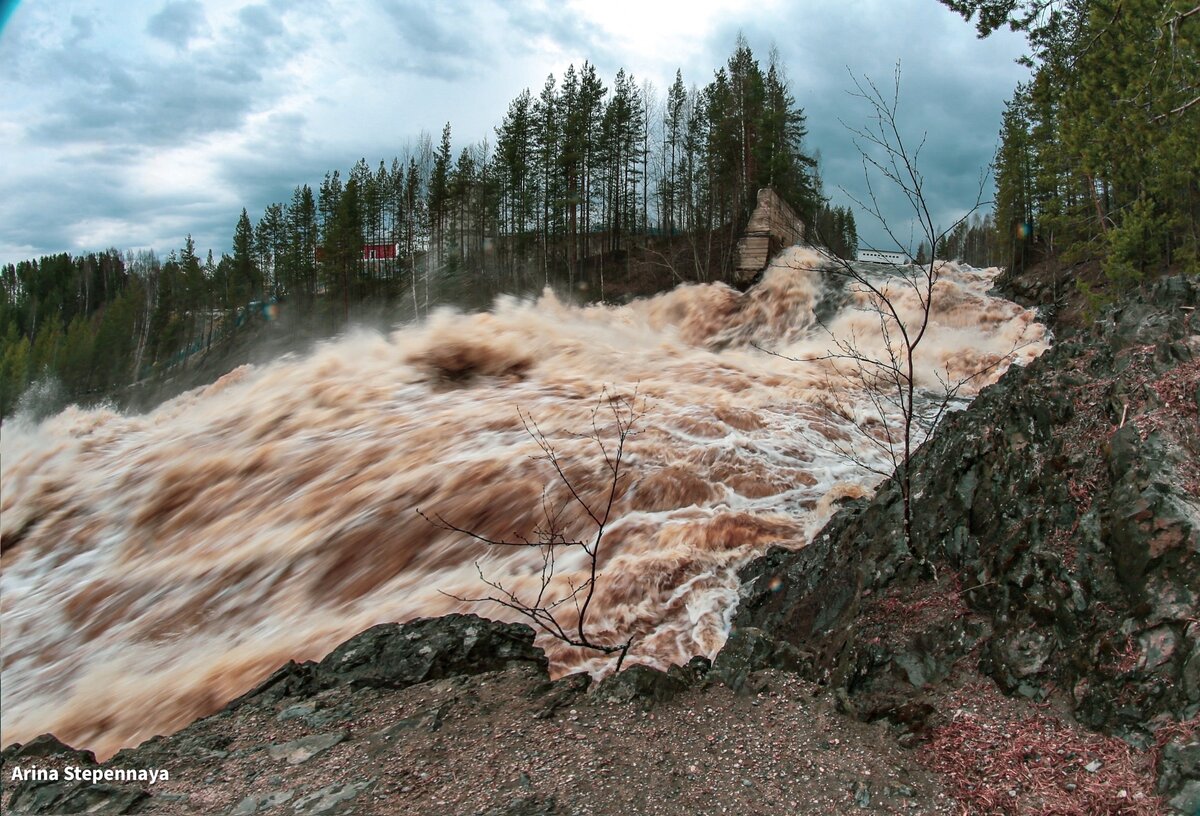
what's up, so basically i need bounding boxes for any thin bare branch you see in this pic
[427,387,643,668]
[763,64,1016,572]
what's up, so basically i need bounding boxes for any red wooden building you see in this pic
[361,243,399,261]
[314,243,400,262]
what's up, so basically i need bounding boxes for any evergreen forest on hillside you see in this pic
[954,0,1200,280]
[6,6,1182,420]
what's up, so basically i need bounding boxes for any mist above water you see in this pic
[0,247,1047,758]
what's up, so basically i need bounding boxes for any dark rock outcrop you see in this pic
[3,615,547,815]
[528,672,591,720]
[224,613,548,713]
[314,613,547,691]
[0,734,97,769]
[7,782,149,815]
[591,657,711,706]
[0,736,144,816]
[709,626,805,692]
[728,276,1200,805]
[992,252,1080,326]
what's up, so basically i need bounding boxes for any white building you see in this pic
[855,249,912,265]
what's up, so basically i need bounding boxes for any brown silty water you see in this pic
[0,247,1048,759]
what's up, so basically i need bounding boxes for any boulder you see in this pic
[7,781,148,815]
[290,779,376,816]
[591,664,692,706]
[709,627,804,692]
[266,731,348,765]
[223,660,320,711]
[316,614,548,691]
[480,795,561,816]
[1,733,96,768]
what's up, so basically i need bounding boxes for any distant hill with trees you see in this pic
[0,36,1004,419]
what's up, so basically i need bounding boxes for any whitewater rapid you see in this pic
[0,247,1047,758]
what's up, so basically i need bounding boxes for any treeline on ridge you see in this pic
[959,0,1200,285]
[0,37,999,419]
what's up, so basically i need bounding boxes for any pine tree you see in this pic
[255,203,286,297]
[232,209,259,306]
[428,123,454,267]
[92,292,137,390]
[403,158,425,314]
[843,208,858,257]
[534,74,562,276]
[60,314,95,394]
[323,177,362,322]
[577,63,607,259]
[663,70,688,235]
[950,0,1199,276]
[450,147,477,265]
[599,69,644,254]
[758,50,820,223]
[289,184,318,305]
[496,92,537,269]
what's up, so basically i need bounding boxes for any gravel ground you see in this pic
[3,665,960,815]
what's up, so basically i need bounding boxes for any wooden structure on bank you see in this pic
[733,188,806,286]
[856,249,912,265]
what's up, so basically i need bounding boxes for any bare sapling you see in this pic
[420,388,641,671]
[786,64,1030,569]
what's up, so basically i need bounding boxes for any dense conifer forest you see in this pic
[952,0,1200,280]
[0,28,1092,418]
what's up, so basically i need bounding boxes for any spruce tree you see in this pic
[232,209,258,305]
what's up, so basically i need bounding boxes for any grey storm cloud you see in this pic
[32,68,252,147]
[238,3,285,39]
[216,112,331,201]
[0,1,309,260]
[736,2,1024,250]
[499,1,608,64]
[379,0,490,80]
[67,14,95,45]
[0,0,1029,264]
[27,4,291,148]
[2,159,191,255]
[375,0,610,82]
[146,0,208,45]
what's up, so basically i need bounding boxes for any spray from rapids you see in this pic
[0,247,1047,757]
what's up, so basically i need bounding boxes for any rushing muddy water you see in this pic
[0,247,1047,758]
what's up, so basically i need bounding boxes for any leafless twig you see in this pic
[420,387,642,670]
[763,64,1027,571]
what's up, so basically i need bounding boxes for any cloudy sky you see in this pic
[0,0,1029,266]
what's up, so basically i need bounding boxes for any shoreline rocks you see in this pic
[729,276,1200,807]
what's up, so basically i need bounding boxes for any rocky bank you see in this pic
[2,275,1197,815]
[729,275,1200,812]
